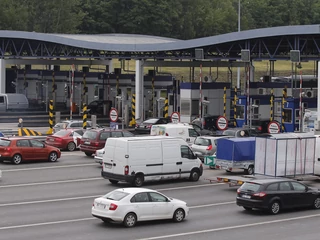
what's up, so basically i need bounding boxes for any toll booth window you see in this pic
[191,100,199,115]
[283,109,292,123]
[0,96,4,103]
[180,100,190,115]
[236,105,245,119]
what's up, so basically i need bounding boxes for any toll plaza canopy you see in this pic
[0,24,320,61]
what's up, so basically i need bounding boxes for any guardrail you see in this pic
[0,129,47,142]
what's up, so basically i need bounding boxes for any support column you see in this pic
[0,59,5,93]
[135,60,144,122]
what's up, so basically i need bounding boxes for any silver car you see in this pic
[53,120,103,133]
[191,136,231,161]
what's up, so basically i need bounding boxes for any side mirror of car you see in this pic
[193,153,198,159]
[305,187,309,192]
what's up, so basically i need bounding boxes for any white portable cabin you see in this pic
[255,133,316,177]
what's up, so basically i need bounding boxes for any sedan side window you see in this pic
[291,182,307,191]
[149,192,167,202]
[279,182,292,191]
[16,140,30,147]
[266,183,278,191]
[130,193,150,203]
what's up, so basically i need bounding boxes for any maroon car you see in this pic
[45,129,84,151]
[80,129,134,156]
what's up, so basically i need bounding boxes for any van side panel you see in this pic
[161,139,181,179]
[128,140,163,180]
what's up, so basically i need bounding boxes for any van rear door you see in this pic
[112,139,128,176]
[102,138,117,173]
[0,96,6,112]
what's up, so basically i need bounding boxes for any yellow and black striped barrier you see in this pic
[83,103,87,129]
[223,87,226,117]
[46,100,54,135]
[270,88,274,122]
[281,88,287,132]
[129,94,136,127]
[18,128,42,136]
[233,87,237,127]
[164,98,169,118]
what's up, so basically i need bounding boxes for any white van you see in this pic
[0,94,29,111]
[314,135,320,175]
[101,136,203,186]
[150,123,200,145]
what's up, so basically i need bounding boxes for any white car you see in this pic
[91,188,189,227]
[94,148,104,164]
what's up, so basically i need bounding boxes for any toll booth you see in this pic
[179,82,231,123]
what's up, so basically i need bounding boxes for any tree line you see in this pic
[1,0,320,39]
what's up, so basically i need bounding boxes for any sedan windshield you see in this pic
[54,130,69,136]
[194,138,211,146]
[103,190,130,201]
[143,119,158,124]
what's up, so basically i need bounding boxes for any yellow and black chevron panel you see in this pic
[18,128,42,136]
[129,94,136,127]
[83,103,87,129]
[270,88,274,122]
[281,88,286,132]
[233,87,237,127]
[164,98,169,118]
[46,100,54,135]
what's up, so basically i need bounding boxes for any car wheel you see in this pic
[209,165,215,169]
[189,169,200,181]
[109,179,119,185]
[132,175,144,187]
[12,154,22,165]
[123,212,137,228]
[49,152,58,162]
[246,165,254,175]
[85,152,92,157]
[67,142,76,151]
[269,201,281,214]
[243,207,253,211]
[313,197,320,209]
[173,208,185,222]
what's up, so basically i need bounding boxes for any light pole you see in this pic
[237,0,241,89]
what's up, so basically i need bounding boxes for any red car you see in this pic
[0,137,61,165]
[45,129,84,151]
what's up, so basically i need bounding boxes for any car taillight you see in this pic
[165,133,169,136]
[147,125,152,129]
[4,147,11,152]
[109,203,118,211]
[124,165,129,175]
[206,145,212,150]
[253,192,267,198]
[257,126,262,131]
[237,188,241,194]
[94,142,99,146]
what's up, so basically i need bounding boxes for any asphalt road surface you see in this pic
[1,151,320,240]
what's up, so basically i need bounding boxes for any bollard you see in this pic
[129,94,136,127]
[164,98,169,118]
[83,103,87,129]
[46,100,54,134]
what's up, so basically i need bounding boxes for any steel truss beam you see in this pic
[0,35,320,60]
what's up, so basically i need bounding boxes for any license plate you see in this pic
[50,139,54,142]
[84,141,90,145]
[96,203,106,209]
[242,194,251,199]
[104,163,112,169]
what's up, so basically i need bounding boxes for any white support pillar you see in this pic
[0,59,5,93]
[250,62,255,82]
[103,60,113,116]
[135,60,144,122]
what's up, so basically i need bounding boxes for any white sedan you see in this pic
[91,188,189,227]
[94,148,104,164]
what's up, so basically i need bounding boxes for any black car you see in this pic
[192,115,219,131]
[135,118,171,134]
[222,128,259,137]
[87,100,112,115]
[190,123,216,136]
[236,179,320,214]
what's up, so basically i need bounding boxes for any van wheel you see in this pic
[85,152,92,157]
[132,175,144,187]
[245,165,254,175]
[189,169,200,181]
[109,180,119,185]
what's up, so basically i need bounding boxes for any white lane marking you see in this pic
[189,201,235,209]
[0,178,103,188]
[2,163,96,172]
[156,183,223,191]
[0,218,95,230]
[137,213,320,240]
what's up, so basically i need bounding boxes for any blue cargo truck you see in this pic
[215,137,256,175]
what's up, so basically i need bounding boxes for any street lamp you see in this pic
[116,95,124,130]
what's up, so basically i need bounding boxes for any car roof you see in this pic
[245,178,295,184]
[114,188,157,194]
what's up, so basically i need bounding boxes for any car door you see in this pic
[73,130,83,147]
[278,181,295,208]
[30,140,47,160]
[16,139,32,160]
[130,192,154,220]
[149,192,172,219]
[290,181,312,207]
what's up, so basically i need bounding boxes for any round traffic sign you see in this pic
[109,108,118,122]
[268,121,280,134]
[216,116,228,131]
[171,112,180,123]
